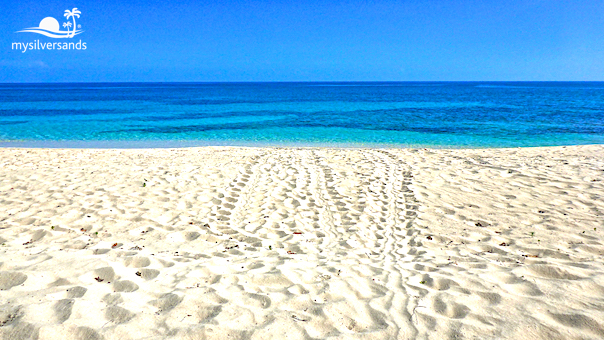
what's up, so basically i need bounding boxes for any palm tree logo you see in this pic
[64,8,81,38]
[17,8,83,38]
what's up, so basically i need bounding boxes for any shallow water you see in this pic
[1,82,603,148]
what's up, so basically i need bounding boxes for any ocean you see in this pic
[0,82,603,148]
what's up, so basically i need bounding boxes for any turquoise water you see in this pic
[0,82,603,148]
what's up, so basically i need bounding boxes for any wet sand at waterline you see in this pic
[0,145,603,339]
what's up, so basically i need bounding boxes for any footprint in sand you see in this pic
[0,272,27,290]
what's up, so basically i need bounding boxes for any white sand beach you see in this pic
[0,145,603,340]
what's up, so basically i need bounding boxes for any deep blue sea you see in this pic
[0,82,603,148]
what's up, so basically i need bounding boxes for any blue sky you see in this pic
[0,0,603,82]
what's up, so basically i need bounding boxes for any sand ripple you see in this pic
[0,145,603,339]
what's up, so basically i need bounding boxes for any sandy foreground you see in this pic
[0,145,603,340]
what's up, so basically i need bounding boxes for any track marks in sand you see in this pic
[1,148,422,339]
[1,146,603,339]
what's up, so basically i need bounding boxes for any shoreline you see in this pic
[1,142,603,150]
[1,145,603,339]
[2,137,604,151]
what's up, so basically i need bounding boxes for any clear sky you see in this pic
[1,0,603,82]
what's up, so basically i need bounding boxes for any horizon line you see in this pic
[1,80,604,85]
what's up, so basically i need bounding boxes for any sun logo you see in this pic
[17,8,83,38]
